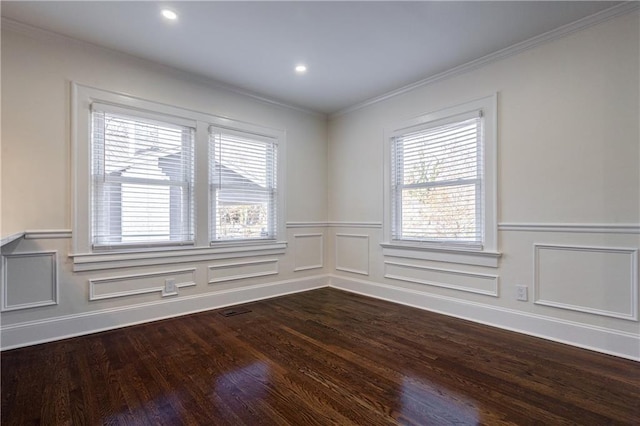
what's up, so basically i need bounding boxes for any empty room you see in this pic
[1,1,639,424]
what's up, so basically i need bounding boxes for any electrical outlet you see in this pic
[164,278,177,294]
[516,285,528,301]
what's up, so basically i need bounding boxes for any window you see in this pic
[391,112,482,246]
[91,105,195,249]
[72,84,286,268]
[383,95,499,266]
[209,128,278,242]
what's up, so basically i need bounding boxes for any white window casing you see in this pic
[382,94,500,267]
[71,83,287,270]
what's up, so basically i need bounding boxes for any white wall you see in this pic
[0,22,329,347]
[327,11,640,360]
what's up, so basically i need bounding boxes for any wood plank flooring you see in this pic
[2,288,639,425]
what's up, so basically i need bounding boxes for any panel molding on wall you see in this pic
[384,261,499,297]
[286,222,382,229]
[335,233,370,275]
[89,268,197,301]
[208,259,279,284]
[293,233,324,272]
[328,222,382,229]
[499,223,640,234]
[24,229,73,239]
[534,244,638,321]
[2,251,58,312]
[330,274,640,361]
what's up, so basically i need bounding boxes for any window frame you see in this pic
[90,103,196,250]
[71,83,287,270]
[209,125,280,244]
[382,94,500,267]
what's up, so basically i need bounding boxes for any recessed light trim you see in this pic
[295,65,307,74]
[162,9,178,20]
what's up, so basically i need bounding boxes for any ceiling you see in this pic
[1,1,624,114]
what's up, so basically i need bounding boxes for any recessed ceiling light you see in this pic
[161,9,178,20]
[295,65,307,74]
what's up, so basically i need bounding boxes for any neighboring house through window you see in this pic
[91,105,195,249]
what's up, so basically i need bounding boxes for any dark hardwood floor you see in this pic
[2,288,639,425]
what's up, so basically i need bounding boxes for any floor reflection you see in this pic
[400,375,479,424]
[215,361,271,401]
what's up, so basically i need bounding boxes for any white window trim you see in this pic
[71,83,287,269]
[382,94,500,267]
[208,118,284,244]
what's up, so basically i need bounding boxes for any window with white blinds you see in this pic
[91,105,195,248]
[391,111,484,247]
[209,128,278,242]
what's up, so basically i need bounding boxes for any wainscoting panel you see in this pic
[534,244,638,320]
[89,268,197,300]
[294,234,324,271]
[2,251,58,311]
[384,261,499,297]
[335,234,369,275]
[209,259,279,284]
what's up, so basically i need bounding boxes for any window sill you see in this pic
[380,242,501,268]
[70,241,288,272]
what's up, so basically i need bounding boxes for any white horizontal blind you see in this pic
[391,113,483,246]
[91,107,195,248]
[209,128,277,241]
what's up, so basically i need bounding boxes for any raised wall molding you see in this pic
[2,251,58,312]
[89,268,197,301]
[499,223,640,234]
[208,259,279,284]
[286,222,383,229]
[534,244,638,321]
[286,222,328,228]
[332,2,639,118]
[2,229,73,247]
[293,233,324,272]
[384,261,499,297]
[335,234,370,275]
[328,222,382,229]
[24,230,73,239]
[330,274,640,362]
[70,242,287,272]
[381,244,501,268]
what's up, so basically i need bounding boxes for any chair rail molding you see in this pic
[498,223,640,234]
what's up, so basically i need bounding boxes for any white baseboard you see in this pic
[4,272,638,362]
[329,274,640,362]
[1,275,330,350]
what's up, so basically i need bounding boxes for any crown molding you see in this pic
[1,18,323,118]
[331,2,640,118]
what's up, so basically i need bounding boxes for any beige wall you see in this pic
[1,24,328,235]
